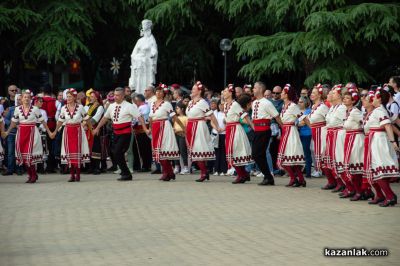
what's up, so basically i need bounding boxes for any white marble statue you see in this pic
[129,19,158,94]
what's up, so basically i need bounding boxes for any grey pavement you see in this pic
[0,173,399,266]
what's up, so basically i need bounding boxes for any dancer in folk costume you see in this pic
[85,91,108,174]
[186,81,221,182]
[277,84,306,187]
[364,89,399,207]
[4,90,51,183]
[93,87,147,181]
[304,84,329,187]
[148,84,180,181]
[251,81,282,186]
[222,84,254,184]
[358,91,377,201]
[322,85,347,193]
[50,89,90,182]
[340,86,369,200]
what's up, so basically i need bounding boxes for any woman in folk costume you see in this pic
[322,85,347,193]
[147,83,180,181]
[277,84,306,187]
[304,84,329,187]
[222,84,254,184]
[50,89,91,182]
[4,90,51,183]
[186,81,221,182]
[364,88,399,207]
[339,88,365,200]
[85,91,108,174]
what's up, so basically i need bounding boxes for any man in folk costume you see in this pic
[186,81,221,182]
[93,87,147,181]
[50,89,91,182]
[277,84,306,187]
[147,83,180,181]
[4,90,51,183]
[223,84,254,184]
[40,84,58,173]
[251,81,282,186]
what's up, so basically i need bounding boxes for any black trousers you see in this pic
[113,133,132,176]
[215,134,228,173]
[132,133,152,170]
[174,134,188,166]
[269,135,280,170]
[252,130,274,181]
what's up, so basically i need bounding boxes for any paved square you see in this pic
[0,173,399,265]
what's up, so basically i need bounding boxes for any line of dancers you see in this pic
[1,82,399,208]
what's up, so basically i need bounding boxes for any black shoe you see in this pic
[138,168,151,173]
[2,171,13,176]
[151,169,161,174]
[93,169,101,175]
[107,166,118,172]
[16,169,23,176]
[258,179,275,186]
[117,175,133,181]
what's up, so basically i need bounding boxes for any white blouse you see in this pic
[149,101,175,120]
[224,101,247,123]
[12,105,44,124]
[326,104,346,128]
[343,107,363,130]
[280,102,301,123]
[308,103,329,124]
[58,104,87,124]
[186,99,213,119]
[363,106,391,134]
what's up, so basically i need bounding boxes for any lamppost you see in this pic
[220,38,232,87]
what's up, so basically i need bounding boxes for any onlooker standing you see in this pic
[6,85,17,107]
[212,101,227,175]
[297,96,312,178]
[173,101,190,174]
[269,86,284,175]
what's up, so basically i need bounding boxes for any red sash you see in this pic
[112,122,131,135]
[253,119,271,131]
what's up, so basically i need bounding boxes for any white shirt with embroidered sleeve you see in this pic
[364,106,391,133]
[12,105,44,123]
[57,104,87,124]
[252,98,279,120]
[308,103,329,124]
[149,101,176,120]
[104,100,140,124]
[186,99,213,118]
[280,102,301,123]
[343,108,363,130]
[224,101,247,123]
[326,104,346,127]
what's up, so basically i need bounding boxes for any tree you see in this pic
[215,0,400,87]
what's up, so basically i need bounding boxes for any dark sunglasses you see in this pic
[272,92,281,95]
[9,90,17,92]
[360,93,368,97]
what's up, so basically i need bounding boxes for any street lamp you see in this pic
[220,38,232,87]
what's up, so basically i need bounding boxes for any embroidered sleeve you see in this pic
[377,108,391,127]
[167,102,176,118]
[34,107,44,122]
[58,107,66,123]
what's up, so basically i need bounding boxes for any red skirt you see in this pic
[61,124,90,167]
[310,122,325,172]
[15,123,43,166]
[151,119,165,162]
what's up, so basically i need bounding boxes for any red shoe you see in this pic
[75,175,80,182]
[68,176,75,182]
[196,174,210,182]
[321,183,336,190]
[368,197,385,205]
[232,176,245,184]
[285,179,298,187]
